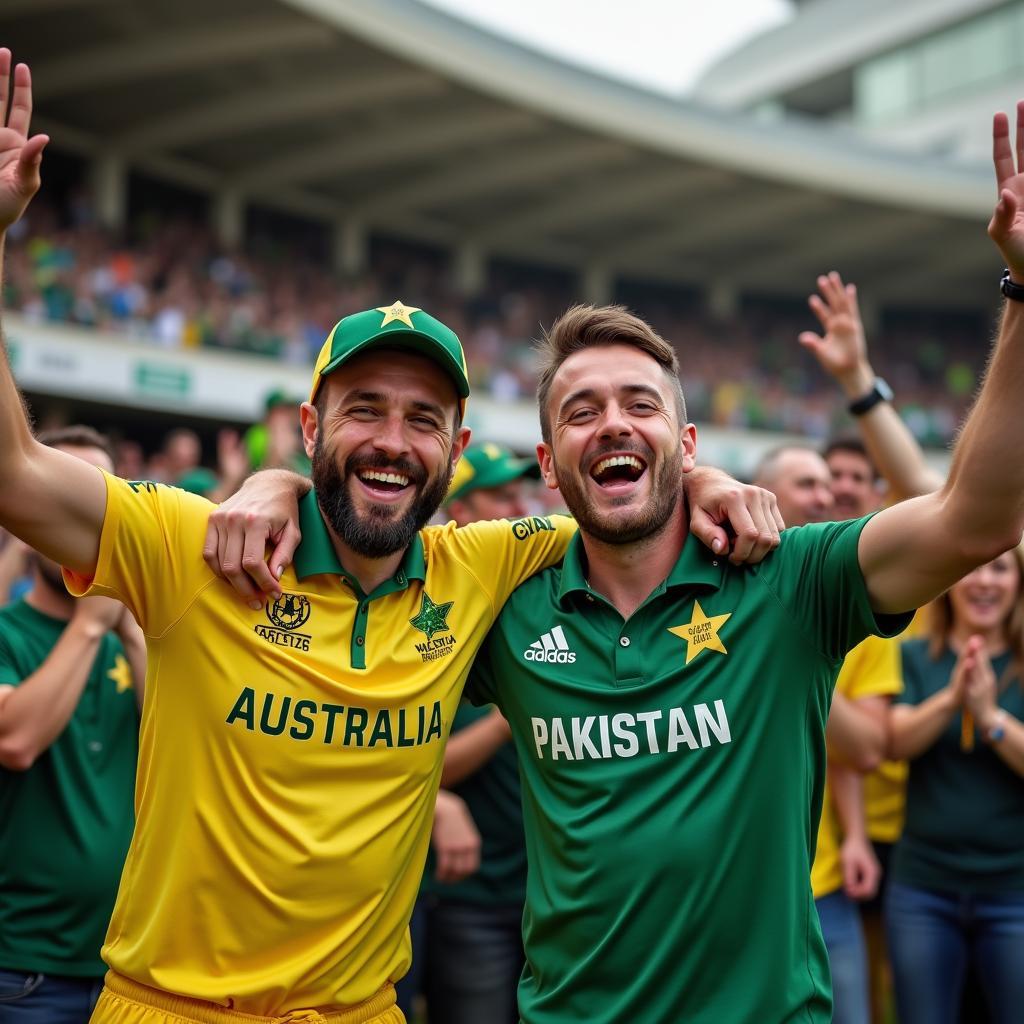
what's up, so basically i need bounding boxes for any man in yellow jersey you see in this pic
[0,50,783,1024]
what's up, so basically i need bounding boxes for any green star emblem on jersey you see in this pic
[410,592,454,641]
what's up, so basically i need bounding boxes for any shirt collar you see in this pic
[293,489,427,585]
[557,528,726,606]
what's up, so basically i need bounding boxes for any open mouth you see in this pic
[355,468,413,501]
[589,453,648,492]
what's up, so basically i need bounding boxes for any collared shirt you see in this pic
[64,474,574,1015]
[468,516,912,1024]
[0,601,137,976]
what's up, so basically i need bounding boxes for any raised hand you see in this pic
[798,272,873,397]
[990,101,1024,280]
[0,50,48,232]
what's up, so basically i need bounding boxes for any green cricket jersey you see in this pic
[421,702,526,906]
[0,600,139,976]
[468,516,911,1024]
[893,639,1024,894]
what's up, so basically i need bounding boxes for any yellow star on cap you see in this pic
[107,654,133,693]
[375,300,421,329]
[668,601,732,665]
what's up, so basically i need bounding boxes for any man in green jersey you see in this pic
[464,124,1024,1021]
[0,427,143,1024]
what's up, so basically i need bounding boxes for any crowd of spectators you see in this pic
[2,196,984,447]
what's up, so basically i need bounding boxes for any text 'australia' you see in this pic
[226,687,444,747]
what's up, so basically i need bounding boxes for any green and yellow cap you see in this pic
[445,442,540,505]
[309,300,470,416]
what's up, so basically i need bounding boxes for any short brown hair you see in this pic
[535,304,686,442]
[37,425,115,464]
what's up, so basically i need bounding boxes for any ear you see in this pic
[450,425,471,470]
[680,423,697,475]
[536,442,559,491]
[299,402,319,459]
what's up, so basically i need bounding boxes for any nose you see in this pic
[598,401,633,439]
[372,413,410,460]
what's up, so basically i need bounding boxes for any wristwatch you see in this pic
[1001,269,1024,302]
[985,710,1008,744]
[848,377,893,417]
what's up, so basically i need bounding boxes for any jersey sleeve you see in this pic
[835,634,902,701]
[447,514,576,613]
[62,471,217,638]
[758,515,913,663]
[464,630,501,710]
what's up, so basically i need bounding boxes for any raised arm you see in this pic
[0,51,107,574]
[799,272,943,501]
[858,102,1024,614]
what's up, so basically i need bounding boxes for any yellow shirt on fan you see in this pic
[811,634,901,899]
[65,472,573,1016]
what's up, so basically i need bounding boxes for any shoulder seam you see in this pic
[450,551,497,621]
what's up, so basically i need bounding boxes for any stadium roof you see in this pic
[7,0,1003,306]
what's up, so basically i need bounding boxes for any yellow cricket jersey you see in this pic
[811,634,901,899]
[64,473,574,1016]
[862,609,926,843]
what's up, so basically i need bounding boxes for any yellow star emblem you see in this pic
[107,654,133,693]
[375,300,421,329]
[668,600,732,665]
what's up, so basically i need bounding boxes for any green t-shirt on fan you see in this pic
[468,516,912,1024]
[421,702,526,907]
[893,638,1024,894]
[0,600,139,977]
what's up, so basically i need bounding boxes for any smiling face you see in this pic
[538,343,695,545]
[826,448,879,520]
[301,348,470,558]
[948,551,1022,636]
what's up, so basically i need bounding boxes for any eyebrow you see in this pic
[342,389,446,421]
[559,383,664,413]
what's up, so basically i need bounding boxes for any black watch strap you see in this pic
[848,378,893,417]
[1001,269,1024,302]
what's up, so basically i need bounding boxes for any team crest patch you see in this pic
[410,591,457,662]
[667,601,732,665]
[255,593,313,652]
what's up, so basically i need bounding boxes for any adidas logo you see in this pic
[524,625,577,664]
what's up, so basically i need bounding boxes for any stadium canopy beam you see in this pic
[5,0,105,15]
[116,71,449,154]
[235,108,540,190]
[355,140,634,217]
[33,18,335,101]
[612,188,833,267]
[478,167,726,246]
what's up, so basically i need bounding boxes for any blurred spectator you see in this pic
[887,547,1024,1024]
[0,426,144,1024]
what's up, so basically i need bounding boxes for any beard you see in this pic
[312,437,453,559]
[553,439,683,546]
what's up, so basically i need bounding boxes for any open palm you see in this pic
[0,49,48,232]
[990,101,1024,277]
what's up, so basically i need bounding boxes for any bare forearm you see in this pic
[981,709,1024,777]
[0,233,37,465]
[440,710,511,788]
[837,363,942,500]
[830,765,868,840]
[0,620,104,769]
[942,301,1024,552]
[826,693,887,772]
[889,694,958,761]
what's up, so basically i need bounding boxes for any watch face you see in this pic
[875,378,894,402]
